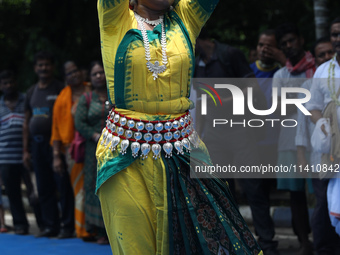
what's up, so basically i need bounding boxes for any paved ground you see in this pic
[1,212,311,255]
[1,189,315,254]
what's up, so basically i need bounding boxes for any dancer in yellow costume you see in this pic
[96,0,263,254]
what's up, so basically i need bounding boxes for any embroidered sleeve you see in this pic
[97,0,132,105]
[173,0,219,44]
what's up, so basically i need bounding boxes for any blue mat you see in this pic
[0,234,112,255]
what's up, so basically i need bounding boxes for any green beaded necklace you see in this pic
[327,53,340,106]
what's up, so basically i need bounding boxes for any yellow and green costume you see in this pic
[96,0,263,254]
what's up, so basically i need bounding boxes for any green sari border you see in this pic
[113,12,195,108]
[168,11,195,97]
[114,30,141,109]
[175,156,212,254]
[95,147,136,194]
[164,154,174,254]
[168,155,193,254]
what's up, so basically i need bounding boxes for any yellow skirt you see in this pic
[96,108,263,255]
[98,157,169,254]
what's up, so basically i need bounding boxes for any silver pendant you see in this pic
[125,130,133,139]
[131,142,141,158]
[153,133,162,143]
[188,131,199,148]
[182,138,191,152]
[186,126,191,135]
[172,120,179,129]
[164,121,172,130]
[144,133,153,142]
[120,139,129,155]
[155,123,163,132]
[101,129,109,145]
[179,118,185,127]
[140,143,151,160]
[134,132,142,141]
[145,123,154,131]
[110,136,120,151]
[146,61,166,80]
[127,120,135,129]
[136,122,145,131]
[163,142,173,158]
[120,117,127,126]
[173,131,181,140]
[164,132,173,141]
[105,133,113,147]
[152,144,161,159]
[110,123,116,133]
[113,114,119,123]
[174,141,184,155]
[117,127,124,136]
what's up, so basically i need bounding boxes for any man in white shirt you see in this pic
[306,17,340,254]
[272,23,315,255]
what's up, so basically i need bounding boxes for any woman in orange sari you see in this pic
[51,60,91,238]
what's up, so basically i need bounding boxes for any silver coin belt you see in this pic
[100,109,200,159]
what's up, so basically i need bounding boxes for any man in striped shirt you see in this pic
[0,70,29,235]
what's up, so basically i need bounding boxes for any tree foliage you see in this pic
[314,0,330,39]
[0,0,339,91]
[0,0,100,90]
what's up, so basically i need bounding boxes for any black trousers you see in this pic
[311,178,340,254]
[239,144,278,251]
[0,164,29,230]
[31,136,74,232]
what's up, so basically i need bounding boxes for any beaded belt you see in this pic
[100,109,200,159]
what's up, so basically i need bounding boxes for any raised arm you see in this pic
[98,0,130,29]
[98,0,133,104]
[173,0,219,43]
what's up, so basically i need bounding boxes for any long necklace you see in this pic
[134,12,168,80]
[327,54,340,105]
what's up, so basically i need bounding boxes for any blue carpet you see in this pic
[0,234,112,255]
